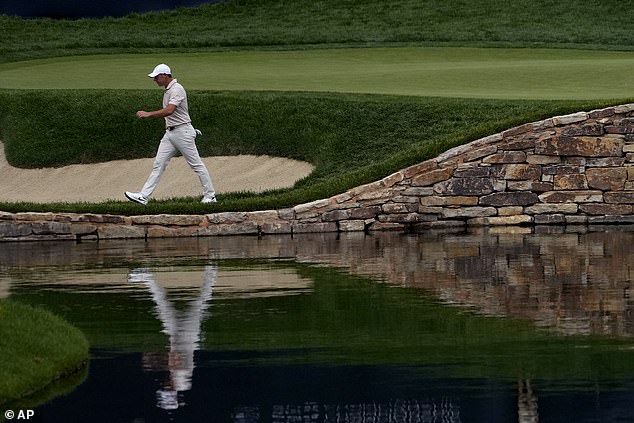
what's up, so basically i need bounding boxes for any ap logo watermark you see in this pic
[4,409,35,420]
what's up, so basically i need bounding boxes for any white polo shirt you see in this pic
[163,79,191,128]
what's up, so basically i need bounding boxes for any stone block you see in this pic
[499,139,536,150]
[479,192,539,206]
[277,208,295,220]
[604,191,634,204]
[391,195,421,204]
[561,124,604,137]
[565,215,588,224]
[538,190,603,203]
[206,212,248,224]
[379,213,435,223]
[483,215,533,226]
[585,157,625,167]
[524,204,578,214]
[147,227,200,238]
[588,215,634,224]
[542,164,584,175]
[293,199,330,214]
[497,164,541,180]
[292,222,338,233]
[586,168,627,190]
[418,206,443,214]
[382,203,418,214]
[444,196,480,206]
[498,206,524,216]
[614,104,634,113]
[0,222,32,238]
[564,157,587,166]
[554,174,588,190]
[339,220,366,232]
[402,187,435,196]
[403,160,439,179]
[589,108,615,119]
[526,154,561,165]
[334,192,353,203]
[482,151,527,164]
[31,222,72,235]
[552,112,588,125]
[579,204,633,215]
[441,207,497,219]
[411,167,454,187]
[14,212,55,222]
[536,135,623,157]
[322,209,351,221]
[627,167,634,181]
[463,145,498,162]
[486,226,533,234]
[534,214,566,225]
[382,172,404,187]
[605,125,634,134]
[507,181,553,192]
[73,213,126,224]
[200,222,260,236]
[73,213,104,223]
[349,206,382,219]
[98,225,146,239]
[420,196,446,206]
[453,166,492,178]
[70,223,98,235]
[367,222,405,232]
[101,215,130,224]
[247,210,280,222]
[260,221,293,234]
[434,178,494,196]
[132,214,205,226]
[356,189,393,201]
[502,123,533,138]
[532,119,555,130]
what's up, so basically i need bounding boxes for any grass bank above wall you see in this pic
[0,89,617,214]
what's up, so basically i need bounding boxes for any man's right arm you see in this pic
[136,104,177,119]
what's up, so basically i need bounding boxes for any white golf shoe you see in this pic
[201,195,217,204]
[125,191,148,205]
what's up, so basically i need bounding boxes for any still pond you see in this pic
[2,229,634,422]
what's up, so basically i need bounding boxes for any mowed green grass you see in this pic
[2,47,634,99]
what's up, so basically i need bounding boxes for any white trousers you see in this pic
[140,124,215,199]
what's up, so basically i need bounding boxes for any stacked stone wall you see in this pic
[3,103,634,241]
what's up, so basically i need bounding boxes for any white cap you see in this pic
[148,64,171,78]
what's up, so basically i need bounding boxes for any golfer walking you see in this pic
[125,64,216,205]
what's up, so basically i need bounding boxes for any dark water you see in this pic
[0,0,224,19]
[2,230,634,422]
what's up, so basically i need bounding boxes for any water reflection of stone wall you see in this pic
[1,230,633,337]
[288,230,634,337]
[260,399,461,423]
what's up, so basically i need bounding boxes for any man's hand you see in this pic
[136,104,176,119]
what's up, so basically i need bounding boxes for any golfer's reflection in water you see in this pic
[128,265,217,411]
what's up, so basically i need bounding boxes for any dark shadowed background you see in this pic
[0,0,224,18]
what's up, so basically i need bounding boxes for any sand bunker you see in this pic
[0,145,314,203]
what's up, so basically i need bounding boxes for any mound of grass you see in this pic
[0,89,614,214]
[1,0,631,214]
[1,0,634,63]
[0,300,89,405]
